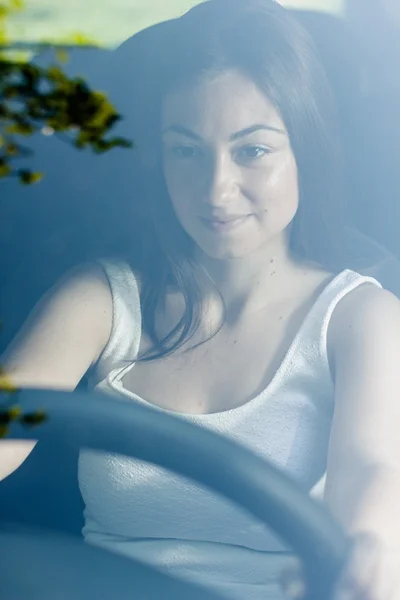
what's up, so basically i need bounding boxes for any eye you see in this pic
[168,145,204,160]
[236,145,271,162]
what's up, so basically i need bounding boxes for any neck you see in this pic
[197,239,303,314]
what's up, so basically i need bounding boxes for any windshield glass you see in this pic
[1,2,400,599]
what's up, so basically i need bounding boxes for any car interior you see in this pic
[1,0,399,597]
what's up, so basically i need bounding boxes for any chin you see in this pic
[197,239,258,261]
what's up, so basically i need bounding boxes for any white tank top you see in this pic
[78,259,380,600]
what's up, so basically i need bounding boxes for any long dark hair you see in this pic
[110,0,378,360]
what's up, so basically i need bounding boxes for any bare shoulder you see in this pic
[1,262,115,390]
[52,262,112,302]
[10,260,115,336]
[35,260,115,353]
[328,281,400,360]
[31,261,115,342]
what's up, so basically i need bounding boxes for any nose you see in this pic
[202,153,240,207]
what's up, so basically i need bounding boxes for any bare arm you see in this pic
[0,265,112,480]
[326,284,400,534]
[325,284,400,599]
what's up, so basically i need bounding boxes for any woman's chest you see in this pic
[122,306,300,414]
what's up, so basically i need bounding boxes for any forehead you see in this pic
[161,69,285,134]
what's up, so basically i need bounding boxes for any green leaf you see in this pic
[20,409,47,427]
[0,161,11,177]
[5,142,18,155]
[5,122,35,136]
[0,424,9,438]
[18,169,44,184]
[55,48,70,64]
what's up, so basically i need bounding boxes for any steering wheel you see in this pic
[0,389,349,600]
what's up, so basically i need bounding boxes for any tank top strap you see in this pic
[92,258,142,383]
[91,264,381,392]
[298,269,382,376]
[262,269,382,406]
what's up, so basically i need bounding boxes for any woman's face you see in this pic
[161,69,299,260]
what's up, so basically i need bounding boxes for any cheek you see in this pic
[255,153,299,217]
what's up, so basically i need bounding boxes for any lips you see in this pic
[199,215,249,233]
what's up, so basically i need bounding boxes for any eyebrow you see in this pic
[162,123,285,141]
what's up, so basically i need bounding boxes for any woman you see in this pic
[1,1,400,599]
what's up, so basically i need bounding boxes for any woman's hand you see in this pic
[281,533,400,600]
